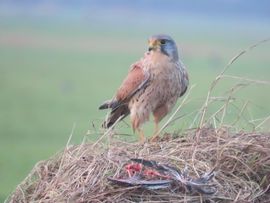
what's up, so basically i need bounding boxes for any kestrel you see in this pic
[99,34,189,142]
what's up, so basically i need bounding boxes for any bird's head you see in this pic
[148,34,179,61]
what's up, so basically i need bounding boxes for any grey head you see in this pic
[148,34,179,61]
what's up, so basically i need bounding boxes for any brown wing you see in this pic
[100,63,150,128]
[116,63,150,103]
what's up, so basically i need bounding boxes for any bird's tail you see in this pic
[99,100,130,128]
[99,99,117,110]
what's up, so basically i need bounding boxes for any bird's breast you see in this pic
[131,59,182,111]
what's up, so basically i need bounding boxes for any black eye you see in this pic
[160,39,166,45]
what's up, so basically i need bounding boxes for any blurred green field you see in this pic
[1,18,270,201]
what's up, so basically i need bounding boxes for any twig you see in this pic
[199,38,270,128]
[92,115,124,147]
[255,115,270,130]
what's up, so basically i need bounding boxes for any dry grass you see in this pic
[7,128,270,202]
[6,39,270,203]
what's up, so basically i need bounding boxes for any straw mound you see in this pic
[8,127,270,202]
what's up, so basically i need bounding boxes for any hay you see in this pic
[7,127,270,203]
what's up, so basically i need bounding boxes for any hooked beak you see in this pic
[148,39,160,52]
[148,47,154,52]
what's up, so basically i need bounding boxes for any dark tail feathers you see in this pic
[99,99,118,110]
[99,99,130,128]
[103,105,129,128]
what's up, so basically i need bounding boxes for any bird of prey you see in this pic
[99,34,189,142]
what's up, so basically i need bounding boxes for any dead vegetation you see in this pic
[7,128,270,202]
[6,39,270,203]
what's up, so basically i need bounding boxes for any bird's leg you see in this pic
[150,122,160,142]
[151,105,167,142]
[137,128,145,143]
